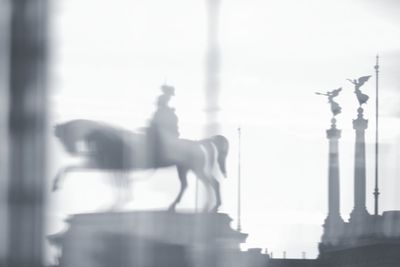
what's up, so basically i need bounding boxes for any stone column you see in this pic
[327,119,342,220]
[322,118,344,244]
[350,107,369,220]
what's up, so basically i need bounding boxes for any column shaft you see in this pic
[351,108,369,219]
[328,133,341,216]
[322,123,344,245]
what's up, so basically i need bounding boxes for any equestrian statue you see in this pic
[52,84,229,212]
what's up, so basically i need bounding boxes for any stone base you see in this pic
[349,207,370,222]
[321,214,345,245]
[49,211,248,267]
[319,241,400,267]
[319,210,400,266]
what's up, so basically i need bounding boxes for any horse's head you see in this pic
[54,122,80,155]
[54,124,63,138]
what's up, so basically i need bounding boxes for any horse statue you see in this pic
[52,119,229,212]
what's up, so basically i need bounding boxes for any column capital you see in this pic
[353,108,368,130]
[326,128,341,139]
[327,118,341,139]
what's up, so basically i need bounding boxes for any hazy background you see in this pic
[47,0,400,259]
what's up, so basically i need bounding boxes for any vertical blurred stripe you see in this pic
[6,0,48,266]
[205,0,222,136]
[0,0,11,264]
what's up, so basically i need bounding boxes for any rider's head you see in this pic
[161,84,175,96]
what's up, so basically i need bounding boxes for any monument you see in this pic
[315,88,345,245]
[348,76,372,223]
[49,85,250,267]
[318,70,400,267]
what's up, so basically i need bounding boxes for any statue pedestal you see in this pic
[49,211,247,267]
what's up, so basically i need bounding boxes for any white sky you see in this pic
[47,0,400,260]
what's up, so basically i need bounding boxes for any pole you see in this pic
[374,55,380,216]
[237,127,242,231]
[195,179,199,212]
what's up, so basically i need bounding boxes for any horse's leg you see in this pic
[117,172,132,208]
[52,164,89,191]
[202,182,213,212]
[52,168,66,191]
[109,172,132,211]
[109,172,123,211]
[209,177,221,213]
[193,169,214,213]
[121,172,133,205]
[168,166,188,212]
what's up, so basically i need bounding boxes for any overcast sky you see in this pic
[47,0,400,259]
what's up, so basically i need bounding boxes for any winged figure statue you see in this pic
[347,75,371,106]
[315,87,342,116]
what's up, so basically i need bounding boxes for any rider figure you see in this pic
[147,84,179,163]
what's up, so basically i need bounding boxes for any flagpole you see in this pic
[374,55,380,216]
[237,127,242,231]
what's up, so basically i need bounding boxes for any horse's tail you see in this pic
[210,135,229,178]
